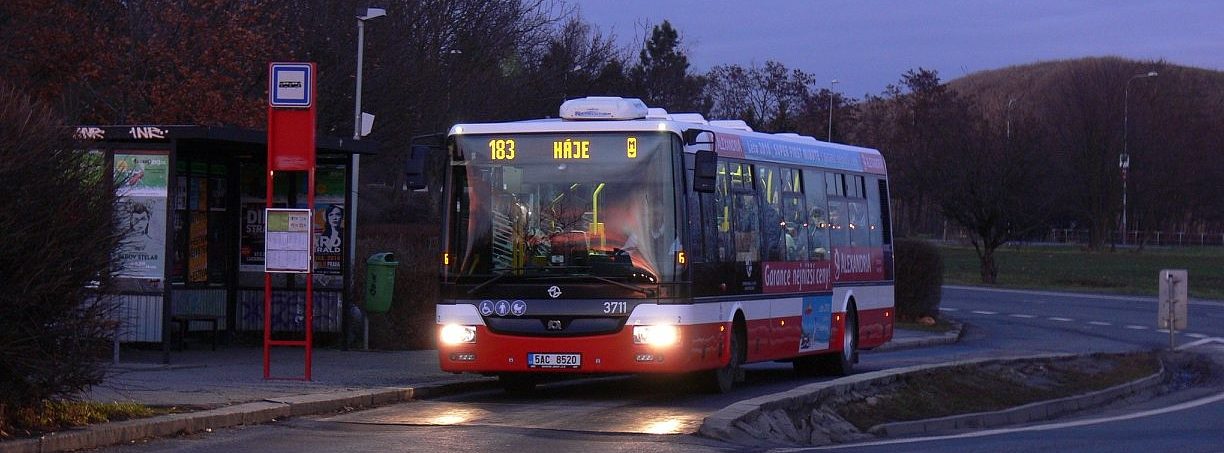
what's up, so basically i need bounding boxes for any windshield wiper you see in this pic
[584,275,653,296]
[465,267,655,296]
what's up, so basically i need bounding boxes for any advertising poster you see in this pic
[799,295,832,352]
[114,152,169,279]
[239,165,267,272]
[313,202,344,275]
[114,153,169,197]
[189,215,209,282]
[313,166,345,275]
[240,203,266,271]
[116,197,167,279]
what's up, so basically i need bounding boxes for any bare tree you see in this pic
[705,60,814,131]
[932,109,1049,282]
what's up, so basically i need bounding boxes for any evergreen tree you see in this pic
[629,20,708,113]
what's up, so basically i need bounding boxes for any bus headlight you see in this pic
[440,324,476,345]
[633,325,678,347]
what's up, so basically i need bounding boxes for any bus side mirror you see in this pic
[405,144,430,191]
[683,128,714,146]
[693,150,717,193]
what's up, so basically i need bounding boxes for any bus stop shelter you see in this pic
[76,125,374,355]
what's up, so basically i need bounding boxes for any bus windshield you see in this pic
[447,132,679,286]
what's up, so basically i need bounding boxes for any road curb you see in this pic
[867,360,1167,437]
[698,352,1090,446]
[872,319,964,352]
[0,379,494,453]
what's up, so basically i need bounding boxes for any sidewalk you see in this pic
[88,347,491,409]
[2,324,960,453]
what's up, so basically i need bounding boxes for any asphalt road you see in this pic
[103,287,1224,452]
[810,287,1224,453]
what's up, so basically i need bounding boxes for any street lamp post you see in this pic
[352,7,385,350]
[354,7,386,141]
[827,79,839,142]
[1121,71,1157,245]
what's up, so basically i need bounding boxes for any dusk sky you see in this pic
[573,1,1224,99]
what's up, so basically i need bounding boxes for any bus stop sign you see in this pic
[269,63,313,108]
[267,62,317,171]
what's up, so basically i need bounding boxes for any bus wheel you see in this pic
[499,374,536,394]
[706,321,744,393]
[824,306,857,376]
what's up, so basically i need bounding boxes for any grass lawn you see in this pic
[940,244,1224,300]
[1,401,164,439]
[837,351,1161,430]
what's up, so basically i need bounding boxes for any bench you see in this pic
[170,315,223,351]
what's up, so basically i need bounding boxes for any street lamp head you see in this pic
[358,7,386,21]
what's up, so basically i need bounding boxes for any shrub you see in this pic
[894,238,944,320]
[0,82,120,437]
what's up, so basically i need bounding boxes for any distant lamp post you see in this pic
[1005,97,1019,140]
[827,79,839,142]
[352,6,385,350]
[1121,71,1157,245]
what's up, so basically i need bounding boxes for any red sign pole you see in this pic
[265,62,318,380]
[264,167,273,379]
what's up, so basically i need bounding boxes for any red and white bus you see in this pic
[430,97,894,392]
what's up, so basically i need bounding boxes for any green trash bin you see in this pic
[365,252,398,313]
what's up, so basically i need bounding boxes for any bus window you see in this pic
[782,194,807,260]
[847,175,864,198]
[828,200,848,247]
[878,178,893,245]
[685,154,705,261]
[849,201,868,247]
[757,165,783,261]
[711,162,733,262]
[729,161,752,190]
[826,172,845,197]
[803,170,829,260]
[867,176,884,246]
[780,167,806,261]
[733,193,760,262]
[781,167,801,193]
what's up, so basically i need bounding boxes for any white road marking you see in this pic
[1088,321,1112,326]
[1009,314,1036,319]
[971,310,998,315]
[798,391,1224,451]
[1178,337,1224,350]
[1186,333,1208,339]
[1125,325,1148,330]
[1048,317,1074,322]
[939,307,960,312]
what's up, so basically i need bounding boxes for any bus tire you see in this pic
[706,318,745,393]
[824,305,858,376]
[499,373,536,394]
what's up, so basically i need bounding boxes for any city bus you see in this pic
[426,97,894,393]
